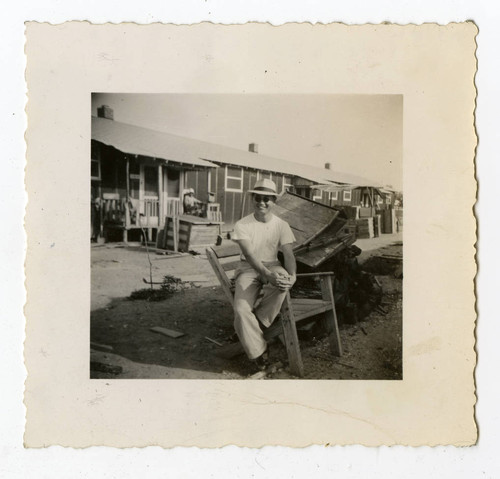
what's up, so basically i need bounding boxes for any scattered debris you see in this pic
[362,254,403,276]
[205,336,223,347]
[293,244,383,325]
[249,370,267,380]
[90,361,123,375]
[336,361,355,369]
[150,326,185,339]
[153,252,189,260]
[268,361,284,374]
[129,275,200,301]
[90,342,114,351]
[376,305,388,315]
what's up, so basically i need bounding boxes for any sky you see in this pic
[92,93,403,190]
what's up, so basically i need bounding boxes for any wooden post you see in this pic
[124,156,130,242]
[174,217,179,252]
[280,294,304,377]
[158,164,163,228]
[207,169,211,202]
[320,275,343,356]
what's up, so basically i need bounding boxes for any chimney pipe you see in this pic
[249,143,258,154]
[97,105,114,120]
[324,162,331,170]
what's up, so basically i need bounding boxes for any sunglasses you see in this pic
[253,195,273,204]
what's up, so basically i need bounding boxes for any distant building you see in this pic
[91,105,383,242]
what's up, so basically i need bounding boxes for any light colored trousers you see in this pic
[233,261,289,359]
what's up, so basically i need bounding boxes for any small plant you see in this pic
[160,275,184,294]
[128,275,199,301]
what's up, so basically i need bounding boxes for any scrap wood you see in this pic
[205,336,223,347]
[143,276,208,286]
[150,326,185,338]
[153,252,189,260]
[336,361,355,369]
[248,361,284,379]
[90,341,114,351]
[268,361,284,374]
[378,254,402,262]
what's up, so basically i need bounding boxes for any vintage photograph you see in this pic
[25,21,476,448]
[90,93,403,379]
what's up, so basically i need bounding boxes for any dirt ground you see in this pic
[90,234,402,380]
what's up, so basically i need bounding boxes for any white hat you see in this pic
[247,178,278,196]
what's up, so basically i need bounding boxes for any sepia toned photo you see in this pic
[25,22,476,447]
[90,93,403,380]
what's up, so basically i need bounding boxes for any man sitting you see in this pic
[183,188,203,216]
[231,179,297,371]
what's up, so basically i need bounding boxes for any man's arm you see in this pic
[279,243,297,289]
[235,239,282,287]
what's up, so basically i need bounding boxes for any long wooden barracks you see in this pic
[91,105,399,246]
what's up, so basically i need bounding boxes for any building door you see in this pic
[162,167,182,216]
[140,165,159,227]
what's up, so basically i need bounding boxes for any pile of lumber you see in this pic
[381,208,397,234]
[373,214,382,238]
[356,217,374,239]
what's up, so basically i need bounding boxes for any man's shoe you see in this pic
[252,350,270,371]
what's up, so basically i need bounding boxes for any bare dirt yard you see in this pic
[90,234,402,380]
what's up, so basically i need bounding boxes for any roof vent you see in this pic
[249,143,258,154]
[97,105,114,120]
[324,162,331,170]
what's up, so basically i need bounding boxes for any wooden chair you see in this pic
[206,243,343,377]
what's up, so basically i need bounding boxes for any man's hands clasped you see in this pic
[265,271,296,291]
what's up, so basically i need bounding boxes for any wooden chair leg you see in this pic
[280,294,304,377]
[320,276,343,357]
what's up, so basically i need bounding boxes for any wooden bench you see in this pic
[206,243,342,377]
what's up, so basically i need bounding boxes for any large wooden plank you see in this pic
[273,193,347,253]
[296,235,355,269]
[275,193,339,226]
[291,298,326,306]
[273,205,329,236]
[293,304,331,321]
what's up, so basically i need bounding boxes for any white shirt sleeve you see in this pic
[279,220,296,246]
[232,219,250,241]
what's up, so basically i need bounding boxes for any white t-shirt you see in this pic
[232,213,296,263]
